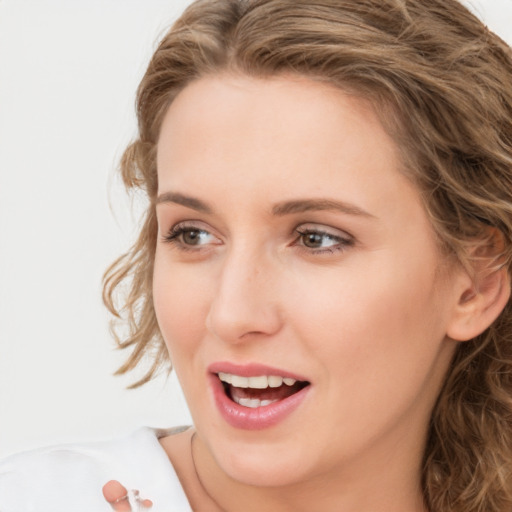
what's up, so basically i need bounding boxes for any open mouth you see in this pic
[217,372,310,409]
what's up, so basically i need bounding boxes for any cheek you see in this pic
[284,256,453,448]
[287,252,448,377]
[152,256,211,359]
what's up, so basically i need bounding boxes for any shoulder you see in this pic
[0,426,192,512]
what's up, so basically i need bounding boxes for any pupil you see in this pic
[183,230,201,245]
[305,233,322,248]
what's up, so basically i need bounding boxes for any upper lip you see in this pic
[208,361,309,382]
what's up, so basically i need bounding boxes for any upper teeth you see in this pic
[218,373,297,388]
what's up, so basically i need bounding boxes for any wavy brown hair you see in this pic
[103,0,512,510]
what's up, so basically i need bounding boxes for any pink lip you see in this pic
[208,362,311,430]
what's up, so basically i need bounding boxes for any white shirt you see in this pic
[0,427,192,512]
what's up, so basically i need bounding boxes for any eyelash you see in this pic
[294,228,354,254]
[162,223,354,255]
[162,224,217,252]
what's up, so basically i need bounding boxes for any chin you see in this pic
[209,432,314,488]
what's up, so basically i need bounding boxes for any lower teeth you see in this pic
[234,397,279,408]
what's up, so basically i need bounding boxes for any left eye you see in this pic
[300,231,338,248]
[296,227,352,251]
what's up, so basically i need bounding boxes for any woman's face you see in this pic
[153,75,462,487]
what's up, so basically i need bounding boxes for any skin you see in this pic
[102,480,153,510]
[110,73,480,512]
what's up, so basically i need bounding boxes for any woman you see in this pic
[2,0,512,511]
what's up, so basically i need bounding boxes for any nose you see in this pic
[205,247,283,344]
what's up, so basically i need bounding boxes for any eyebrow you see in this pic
[156,192,213,214]
[272,198,375,218]
[156,192,374,219]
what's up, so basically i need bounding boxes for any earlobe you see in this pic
[447,231,511,342]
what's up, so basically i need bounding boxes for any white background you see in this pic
[0,0,511,458]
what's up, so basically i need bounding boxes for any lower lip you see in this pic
[209,374,311,430]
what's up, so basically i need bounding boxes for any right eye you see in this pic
[163,224,221,250]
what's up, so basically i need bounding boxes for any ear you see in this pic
[446,229,510,342]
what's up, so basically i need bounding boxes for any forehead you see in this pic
[156,74,402,190]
